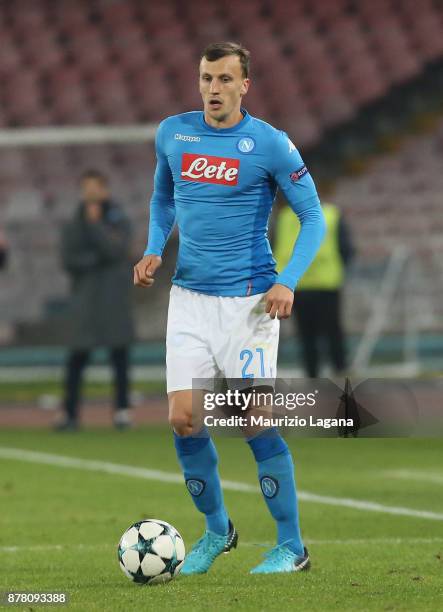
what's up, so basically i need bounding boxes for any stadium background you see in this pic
[1,1,443,609]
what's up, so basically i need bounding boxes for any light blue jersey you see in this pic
[145,109,325,296]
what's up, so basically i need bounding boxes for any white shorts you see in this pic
[166,285,280,392]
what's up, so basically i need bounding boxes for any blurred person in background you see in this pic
[274,201,355,378]
[0,227,8,269]
[57,170,134,431]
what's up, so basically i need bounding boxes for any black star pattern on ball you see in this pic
[136,532,159,561]
[132,566,150,584]
[160,545,178,575]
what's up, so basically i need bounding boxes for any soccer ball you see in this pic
[118,519,185,584]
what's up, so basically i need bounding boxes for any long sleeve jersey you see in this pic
[145,108,325,296]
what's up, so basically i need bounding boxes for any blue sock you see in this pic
[247,428,304,556]
[174,431,229,536]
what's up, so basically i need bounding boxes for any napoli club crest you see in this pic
[260,476,279,498]
[237,137,255,153]
[186,478,205,496]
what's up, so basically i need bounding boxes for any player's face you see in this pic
[81,178,109,204]
[199,55,250,126]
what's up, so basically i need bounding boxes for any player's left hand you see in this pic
[265,283,294,319]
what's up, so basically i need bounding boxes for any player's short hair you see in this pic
[201,42,250,78]
[80,169,108,185]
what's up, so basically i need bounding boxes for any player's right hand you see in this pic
[133,254,162,287]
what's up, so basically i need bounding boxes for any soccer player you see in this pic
[134,42,326,575]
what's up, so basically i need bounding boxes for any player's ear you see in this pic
[240,78,250,96]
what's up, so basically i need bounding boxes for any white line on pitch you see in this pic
[1,447,443,521]
[2,537,443,554]
[242,537,443,547]
[384,469,443,485]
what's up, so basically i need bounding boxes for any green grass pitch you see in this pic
[0,428,442,611]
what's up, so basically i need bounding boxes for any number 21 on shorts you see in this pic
[240,347,265,379]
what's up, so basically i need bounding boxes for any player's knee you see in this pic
[168,390,202,435]
[168,409,193,436]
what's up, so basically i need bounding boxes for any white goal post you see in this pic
[0,125,158,147]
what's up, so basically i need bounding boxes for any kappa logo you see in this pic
[181,153,240,186]
[288,137,296,153]
[175,133,201,142]
[260,476,279,498]
[186,478,205,497]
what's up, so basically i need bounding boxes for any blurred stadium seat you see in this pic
[0,0,440,131]
[0,0,442,346]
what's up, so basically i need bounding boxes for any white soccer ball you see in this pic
[118,519,185,584]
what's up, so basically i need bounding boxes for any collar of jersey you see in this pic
[200,108,251,133]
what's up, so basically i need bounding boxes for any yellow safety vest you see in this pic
[274,203,344,290]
